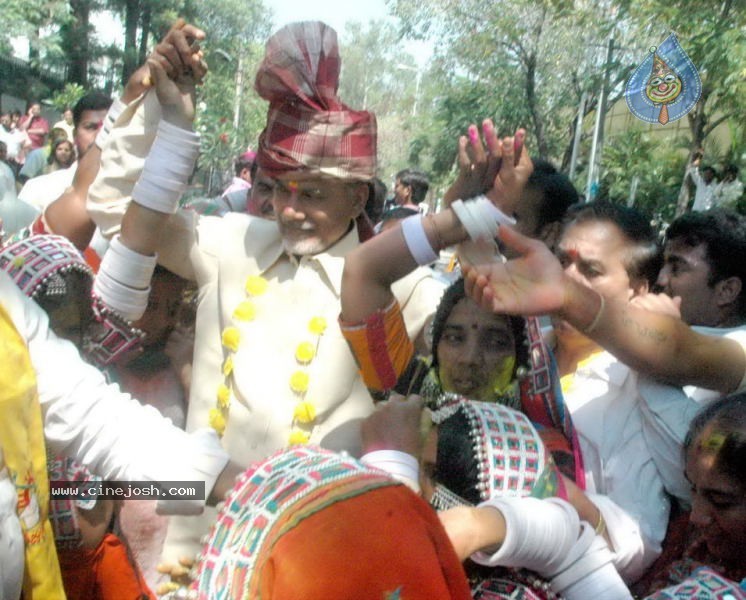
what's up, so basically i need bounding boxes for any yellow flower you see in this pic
[295,341,316,363]
[221,327,240,352]
[217,384,231,409]
[245,275,268,296]
[289,370,310,394]
[308,316,327,335]
[222,355,234,377]
[209,408,226,436]
[293,401,317,424]
[288,430,310,445]
[233,300,257,322]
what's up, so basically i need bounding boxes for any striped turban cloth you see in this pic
[254,21,377,182]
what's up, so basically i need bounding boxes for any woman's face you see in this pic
[55,141,74,167]
[686,426,746,566]
[436,297,516,401]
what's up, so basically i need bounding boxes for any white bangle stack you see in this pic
[451,194,516,242]
[93,235,158,322]
[400,214,439,266]
[132,120,201,214]
[95,98,126,150]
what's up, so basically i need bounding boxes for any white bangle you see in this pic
[132,121,200,213]
[95,98,126,150]
[93,268,151,322]
[361,450,421,492]
[451,195,516,243]
[401,214,439,265]
[98,235,157,290]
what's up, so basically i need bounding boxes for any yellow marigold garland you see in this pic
[210,275,327,447]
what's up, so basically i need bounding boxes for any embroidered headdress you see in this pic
[194,445,471,599]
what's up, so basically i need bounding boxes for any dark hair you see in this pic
[365,177,387,223]
[396,168,429,204]
[73,92,112,129]
[234,153,255,176]
[48,138,74,166]
[527,159,579,231]
[665,208,746,318]
[35,270,94,343]
[434,409,482,504]
[564,200,662,286]
[701,165,717,177]
[684,393,746,488]
[430,278,527,374]
[723,164,739,178]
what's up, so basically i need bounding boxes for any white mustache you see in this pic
[281,221,315,231]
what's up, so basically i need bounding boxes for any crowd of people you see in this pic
[0,17,744,600]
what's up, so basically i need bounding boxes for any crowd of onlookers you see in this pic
[0,17,745,600]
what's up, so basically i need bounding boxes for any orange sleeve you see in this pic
[339,299,415,392]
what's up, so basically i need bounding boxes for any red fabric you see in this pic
[58,532,156,600]
[258,486,472,599]
[254,22,377,181]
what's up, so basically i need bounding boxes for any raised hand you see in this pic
[485,129,532,217]
[360,393,424,457]
[145,19,207,127]
[443,119,503,207]
[463,225,566,316]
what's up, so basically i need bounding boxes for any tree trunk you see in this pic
[525,55,550,159]
[674,91,709,216]
[63,0,92,86]
[121,0,141,86]
[138,4,151,65]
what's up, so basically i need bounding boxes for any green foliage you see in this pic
[50,83,86,111]
[599,129,687,220]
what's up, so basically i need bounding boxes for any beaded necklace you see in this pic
[209,275,327,446]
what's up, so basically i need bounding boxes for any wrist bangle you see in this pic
[594,512,606,537]
[132,120,201,214]
[582,293,605,335]
[401,215,439,265]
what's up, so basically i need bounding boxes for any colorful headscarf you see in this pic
[0,234,92,300]
[254,21,377,181]
[194,446,471,600]
[429,398,565,510]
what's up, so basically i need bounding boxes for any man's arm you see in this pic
[464,225,746,393]
[340,127,530,324]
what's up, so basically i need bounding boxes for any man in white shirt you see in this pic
[18,93,112,212]
[87,20,443,562]
[686,158,717,212]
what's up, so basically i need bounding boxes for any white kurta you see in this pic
[86,90,445,560]
[0,272,229,598]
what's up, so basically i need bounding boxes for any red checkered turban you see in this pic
[254,21,377,181]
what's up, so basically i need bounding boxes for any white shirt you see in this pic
[0,272,230,598]
[637,325,746,506]
[686,165,716,212]
[18,163,76,211]
[558,349,669,582]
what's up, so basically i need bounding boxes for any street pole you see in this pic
[569,91,586,180]
[585,35,615,201]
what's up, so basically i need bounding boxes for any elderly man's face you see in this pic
[271,171,366,255]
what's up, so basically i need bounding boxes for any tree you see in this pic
[390,0,638,179]
[626,0,746,215]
